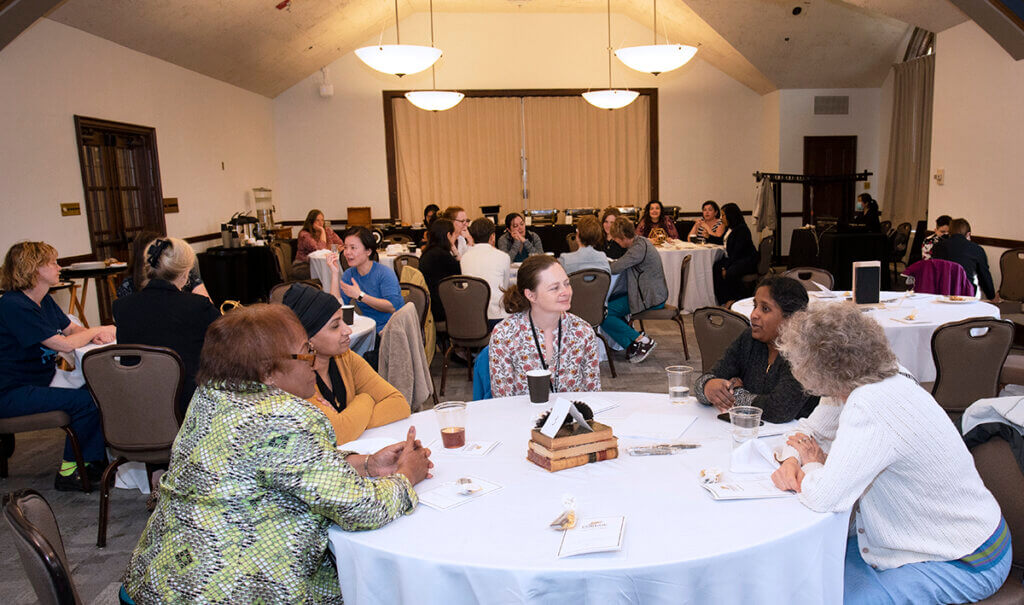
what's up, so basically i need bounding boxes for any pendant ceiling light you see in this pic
[583,0,639,110]
[405,0,464,111]
[614,0,698,75]
[355,0,442,77]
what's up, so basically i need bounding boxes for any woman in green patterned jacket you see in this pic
[121,304,432,604]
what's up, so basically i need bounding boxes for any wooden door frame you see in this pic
[802,135,857,225]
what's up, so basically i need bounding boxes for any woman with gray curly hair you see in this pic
[771,303,1009,604]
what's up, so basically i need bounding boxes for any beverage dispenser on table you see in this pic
[253,187,275,239]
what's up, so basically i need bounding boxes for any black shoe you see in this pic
[629,338,657,364]
[625,341,640,358]
[54,469,91,492]
[85,461,107,483]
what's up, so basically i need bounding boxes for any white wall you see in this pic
[273,12,764,223]
[931,20,1024,289]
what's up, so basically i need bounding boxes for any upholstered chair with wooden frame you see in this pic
[3,489,82,605]
[782,267,835,291]
[692,306,751,373]
[630,255,693,360]
[970,437,1024,604]
[437,276,491,395]
[392,254,420,279]
[931,318,1014,420]
[0,416,90,493]
[567,269,616,378]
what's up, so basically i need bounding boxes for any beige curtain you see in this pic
[523,95,650,210]
[393,96,522,222]
[883,54,934,227]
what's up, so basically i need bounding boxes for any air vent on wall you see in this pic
[814,95,849,115]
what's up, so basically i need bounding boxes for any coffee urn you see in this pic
[253,187,275,237]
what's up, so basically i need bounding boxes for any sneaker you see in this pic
[54,469,91,492]
[625,340,639,358]
[629,338,658,364]
[85,461,107,483]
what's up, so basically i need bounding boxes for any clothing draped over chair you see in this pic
[902,258,974,296]
[378,303,433,411]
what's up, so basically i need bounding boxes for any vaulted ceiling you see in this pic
[40,0,968,98]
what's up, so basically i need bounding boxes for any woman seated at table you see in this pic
[293,208,343,279]
[282,283,410,445]
[771,303,1008,605]
[601,218,668,364]
[420,203,440,243]
[694,275,817,423]
[687,200,726,244]
[418,219,461,323]
[120,303,432,604]
[852,193,881,232]
[600,207,627,260]
[636,200,679,239]
[117,230,209,300]
[113,237,220,417]
[330,226,406,335]
[712,202,759,305]
[441,206,474,259]
[559,216,610,275]
[489,255,600,396]
[0,241,115,490]
[497,212,544,263]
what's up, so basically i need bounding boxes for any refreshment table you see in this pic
[328,392,847,604]
[732,291,1000,382]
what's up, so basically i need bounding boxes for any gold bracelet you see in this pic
[363,456,371,477]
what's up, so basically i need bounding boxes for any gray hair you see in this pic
[777,303,898,399]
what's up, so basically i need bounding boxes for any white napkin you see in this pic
[308,249,333,259]
[385,243,406,255]
[730,438,779,474]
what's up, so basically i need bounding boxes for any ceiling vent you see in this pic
[814,95,849,115]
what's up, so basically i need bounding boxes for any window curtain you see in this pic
[393,96,522,222]
[523,95,650,210]
[883,54,934,227]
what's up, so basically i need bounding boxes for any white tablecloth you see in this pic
[328,392,847,604]
[349,313,377,355]
[655,244,726,313]
[308,249,339,292]
[379,248,420,273]
[732,291,1001,383]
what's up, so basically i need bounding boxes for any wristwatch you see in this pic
[357,290,365,302]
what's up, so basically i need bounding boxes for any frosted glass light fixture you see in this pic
[402,0,463,111]
[583,0,639,111]
[355,0,442,77]
[615,0,698,75]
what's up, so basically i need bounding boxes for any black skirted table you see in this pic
[197,246,280,306]
[818,231,891,290]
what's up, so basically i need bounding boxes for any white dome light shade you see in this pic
[582,89,640,110]
[615,44,698,75]
[405,90,465,111]
[354,45,442,77]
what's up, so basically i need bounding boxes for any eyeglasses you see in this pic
[287,342,317,367]
[454,219,469,224]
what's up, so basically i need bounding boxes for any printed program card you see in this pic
[417,477,502,511]
[557,516,626,558]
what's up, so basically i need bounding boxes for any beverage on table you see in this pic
[665,365,693,404]
[728,405,762,445]
[435,401,467,449]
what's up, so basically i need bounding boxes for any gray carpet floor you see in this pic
[1,319,701,604]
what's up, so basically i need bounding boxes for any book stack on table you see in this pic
[527,422,618,472]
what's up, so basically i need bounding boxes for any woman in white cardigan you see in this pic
[771,303,1009,604]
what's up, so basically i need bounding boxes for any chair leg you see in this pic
[97,457,127,548]
[0,433,13,478]
[602,335,617,378]
[676,316,690,360]
[61,425,91,493]
[440,345,453,396]
[466,348,474,382]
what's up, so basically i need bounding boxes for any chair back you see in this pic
[783,267,835,291]
[393,254,420,278]
[903,259,974,296]
[383,233,412,245]
[268,280,323,305]
[269,241,292,282]
[401,282,430,332]
[438,276,491,343]
[568,270,611,326]
[879,220,892,236]
[906,220,927,266]
[891,222,911,264]
[693,306,750,372]
[788,228,819,269]
[999,249,1024,301]
[82,345,185,454]
[675,255,693,310]
[566,233,580,252]
[970,437,1024,570]
[755,235,774,276]
[3,489,81,605]
[932,318,1015,414]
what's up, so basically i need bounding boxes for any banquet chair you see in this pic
[998,249,1024,313]
[0,413,91,492]
[437,276,491,395]
[931,318,1014,420]
[782,267,834,291]
[269,241,294,282]
[889,222,912,276]
[566,233,580,252]
[787,228,819,269]
[379,304,436,411]
[902,259,974,296]
[268,280,323,305]
[567,269,616,378]
[905,220,928,267]
[692,307,750,372]
[969,437,1024,604]
[82,345,184,547]
[392,253,420,278]
[400,282,430,338]
[1001,351,1024,389]
[879,220,892,236]
[3,489,82,605]
[629,255,692,361]
[383,234,412,245]
[740,235,775,296]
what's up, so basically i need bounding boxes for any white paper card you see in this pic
[540,398,573,438]
[417,477,502,510]
[557,516,625,558]
[616,413,696,440]
[730,439,779,474]
[757,419,799,438]
[427,440,500,457]
[701,478,793,500]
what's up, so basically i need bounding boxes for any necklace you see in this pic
[529,311,563,393]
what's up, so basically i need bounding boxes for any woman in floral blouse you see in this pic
[121,304,432,604]
[489,255,601,396]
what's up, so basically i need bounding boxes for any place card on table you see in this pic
[615,413,696,440]
[557,516,626,558]
[417,476,502,510]
[701,478,793,501]
[427,440,500,457]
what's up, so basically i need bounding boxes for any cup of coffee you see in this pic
[526,369,552,404]
[341,305,355,325]
[434,401,467,449]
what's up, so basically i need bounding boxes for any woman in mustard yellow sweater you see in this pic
[282,283,410,444]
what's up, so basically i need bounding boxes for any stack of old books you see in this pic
[527,421,618,472]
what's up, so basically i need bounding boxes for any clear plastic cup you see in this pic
[665,366,694,404]
[434,401,467,449]
[728,405,762,446]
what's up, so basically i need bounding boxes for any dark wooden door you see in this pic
[74,116,166,321]
[803,136,857,225]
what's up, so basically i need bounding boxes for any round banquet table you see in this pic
[348,313,377,355]
[654,243,725,313]
[732,291,1000,383]
[328,392,847,604]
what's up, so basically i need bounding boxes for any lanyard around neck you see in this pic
[529,311,563,392]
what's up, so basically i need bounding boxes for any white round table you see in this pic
[307,249,339,291]
[349,313,377,355]
[379,248,421,274]
[655,244,726,313]
[328,392,847,604]
[732,291,1001,383]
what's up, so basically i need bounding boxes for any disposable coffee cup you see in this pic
[526,369,552,404]
[341,305,355,325]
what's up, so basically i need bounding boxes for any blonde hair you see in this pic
[777,303,898,399]
[144,237,196,285]
[1,241,58,291]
